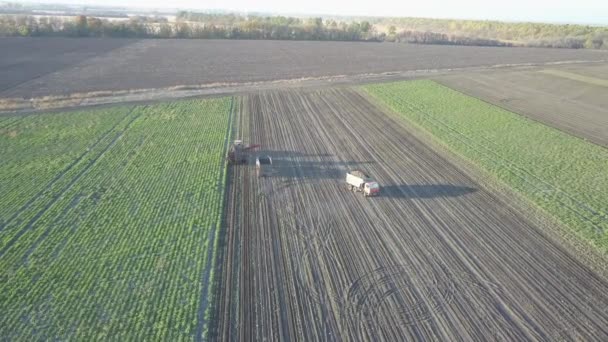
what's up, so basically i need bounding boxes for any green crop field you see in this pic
[364,80,608,253]
[0,98,232,340]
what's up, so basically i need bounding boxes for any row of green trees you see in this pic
[1,13,607,49]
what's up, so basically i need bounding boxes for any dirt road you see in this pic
[212,88,608,340]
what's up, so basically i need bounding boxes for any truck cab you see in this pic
[364,181,380,197]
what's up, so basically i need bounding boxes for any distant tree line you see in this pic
[0,14,380,41]
[175,12,378,41]
[377,17,608,49]
[0,15,170,38]
[0,12,607,49]
[391,30,511,47]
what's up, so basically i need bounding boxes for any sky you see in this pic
[27,0,608,25]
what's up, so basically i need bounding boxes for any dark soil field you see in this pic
[0,37,137,94]
[557,63,608,80]
[436,65,608,146]
[1,38,607,98]
[212,88,608,340]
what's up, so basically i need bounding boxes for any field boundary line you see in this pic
[414,81,608,225]
[376,87,608,237]
[196,96,235,341]
[396,95,608,231]
[433,76,608,148]
[358,87,608,277]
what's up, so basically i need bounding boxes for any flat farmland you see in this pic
[0,98,231,339]
[365,80,608,252]
[436,64,608,146]
[212,88,608,340]
[0,38,137,94]
[1,38,607,99]
[556,62,608,80]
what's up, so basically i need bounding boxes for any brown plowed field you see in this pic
[0,37,137,93]
[557,62,608,80]
[436,65,608,146]
[212,88,608,340]
[2,38,607,98]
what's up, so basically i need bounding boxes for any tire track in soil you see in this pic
[196,97,235,341]
[0,107,142,258]
[214,88,608,341]
[211,96,248,341]
[0,106,135,232]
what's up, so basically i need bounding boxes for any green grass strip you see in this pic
[363,80,608,254]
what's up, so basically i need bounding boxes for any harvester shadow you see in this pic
[253,150,333,159]
[381,184,477,199]
[248,149,374,181]
[271,158,375,180]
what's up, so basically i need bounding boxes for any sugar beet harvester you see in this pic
[226,140,261,165]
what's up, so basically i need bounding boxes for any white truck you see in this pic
[256,155,273,177]
[346,170,380,197]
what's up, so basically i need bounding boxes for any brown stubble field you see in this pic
[435,64,608,146]
[211,88,608,341]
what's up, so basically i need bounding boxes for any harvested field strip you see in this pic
[364,80,608,253]
[213,88,608,340]
[0,98,232,340]
[540,69,608,87]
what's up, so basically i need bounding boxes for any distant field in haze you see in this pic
[1,38,607,98]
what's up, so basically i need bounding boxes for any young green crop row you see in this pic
[0,98,232,340]
[363,80,608,253]
[0,107,129,225]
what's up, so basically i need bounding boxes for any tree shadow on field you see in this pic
[381,184,477,199]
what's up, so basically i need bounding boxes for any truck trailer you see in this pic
[256,155,273,177]
[346,170,380,197]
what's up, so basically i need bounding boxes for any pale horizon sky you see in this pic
[22,0,608,25]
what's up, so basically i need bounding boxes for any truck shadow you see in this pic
[381,184,477,199]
